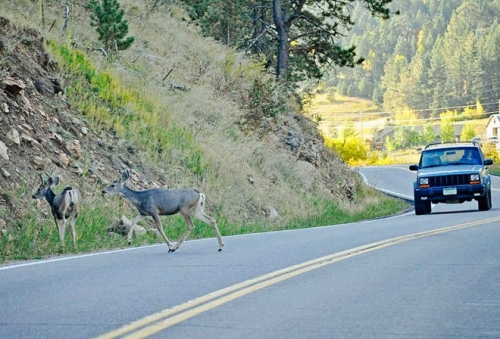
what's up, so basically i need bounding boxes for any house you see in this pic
[485,114,500,144]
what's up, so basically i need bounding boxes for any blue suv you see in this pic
[409,142,493,215]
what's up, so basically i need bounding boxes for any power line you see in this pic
[317,109,499,127]
[309,99,499,118]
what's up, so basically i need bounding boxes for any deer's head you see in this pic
[102,169,131,195]
[32,173,60,199]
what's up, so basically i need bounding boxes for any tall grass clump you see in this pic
[48,41,208,175]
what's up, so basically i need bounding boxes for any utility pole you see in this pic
[359,112,364,142]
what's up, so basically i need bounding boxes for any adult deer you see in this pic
[32,173,81,247]
[102,169,224,252]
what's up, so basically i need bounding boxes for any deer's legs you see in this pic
[150,214,174,251]
[195,211,224,251]
[54,216,66,246]
[69,218,77,247]
[172,215,195,252]
[127,215,146,244]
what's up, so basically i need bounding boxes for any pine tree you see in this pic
[88,0,134,55]
[181,0,395,83]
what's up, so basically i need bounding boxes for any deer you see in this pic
[32,173,81,247]
[101,169,224,252]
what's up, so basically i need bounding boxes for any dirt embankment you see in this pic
[0,15,357,234]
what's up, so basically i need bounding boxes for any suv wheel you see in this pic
[415,199,430,215]
[478,187,492,211]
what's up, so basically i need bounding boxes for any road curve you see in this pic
[1,165,500,338]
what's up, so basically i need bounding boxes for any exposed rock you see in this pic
[64,140,82,159]
[295,160,316,192]
[1,168,10,178]
[6,128,20,145]
[50,77,64,95]
[4,77,31,110]
[0,141,8,160]
[247,175,255,185]
[51,133,64,142]
[20,123,34,133]
[20,94,32,110]
[38,109,48,119]
[108,215,147,243]
[32,156,47,170]
[59,152,70,166]
[70,166,83,176]
[267,207,279,220]
[286,134,302,149]
[34,78,52,95]
[3,77,25,94]
[21,134,43,151]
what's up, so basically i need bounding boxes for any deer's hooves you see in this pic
[218,248,222,252]
[169,248,176,253]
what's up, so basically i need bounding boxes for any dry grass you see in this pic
[307,92,380,114]
[0,1,409,261]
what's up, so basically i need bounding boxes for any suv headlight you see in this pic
[470,174,480,184]
[419,177,429,188]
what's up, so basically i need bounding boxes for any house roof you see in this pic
[486,114,500,127]
[377,124,463,138]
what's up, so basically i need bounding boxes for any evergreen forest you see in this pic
[178,0,500,118]
[332,0,500,118]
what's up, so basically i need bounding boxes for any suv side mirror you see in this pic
[484,159,493,166]
[409,164,419,171]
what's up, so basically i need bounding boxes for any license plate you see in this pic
[443,187,457,195]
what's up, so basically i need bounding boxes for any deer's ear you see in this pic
[122,169,130,182]
[51,177,60,187]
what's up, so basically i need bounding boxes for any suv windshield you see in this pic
[421,147,481,168]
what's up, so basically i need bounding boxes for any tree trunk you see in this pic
[273,0,289,81]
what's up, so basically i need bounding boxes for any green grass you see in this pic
[0,191,409,264]
[48,42,207,173]
[0,45,410,264]
[0,6,412,265]
[488,163,500,176]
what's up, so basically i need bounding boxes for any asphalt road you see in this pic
[1,165,500,339]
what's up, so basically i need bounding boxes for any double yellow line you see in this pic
[95,216,500,339]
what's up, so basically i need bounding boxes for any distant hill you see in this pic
[328,0,500,116]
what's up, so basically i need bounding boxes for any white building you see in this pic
[485,114,500,147]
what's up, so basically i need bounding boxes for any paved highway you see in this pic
[1,165,500,338]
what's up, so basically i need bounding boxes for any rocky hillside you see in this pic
[0,16,175,228]
[0,13,367,234]
[0,0,411,261]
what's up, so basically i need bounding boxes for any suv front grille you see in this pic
[429,174,470,187]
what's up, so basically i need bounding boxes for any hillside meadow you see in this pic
[0,1,410,263]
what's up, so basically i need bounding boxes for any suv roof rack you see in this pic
[424,141,478,149]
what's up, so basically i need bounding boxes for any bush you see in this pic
[325,135,368,165]
[87,0,135,55]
